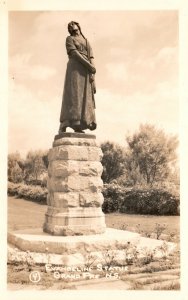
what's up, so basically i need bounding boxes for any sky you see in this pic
[8,10,179,158]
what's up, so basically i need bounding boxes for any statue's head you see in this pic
[68,21,81,35]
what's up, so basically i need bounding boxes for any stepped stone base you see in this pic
[8,228,176,267]
[43,207,106,236]
[8,228,140,255]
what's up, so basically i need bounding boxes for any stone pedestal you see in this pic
[8,228,176,267]
[43,133,106,236]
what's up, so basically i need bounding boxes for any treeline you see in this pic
[8,150,48,186]
[101,124,179,189]
[8,124,180,215]
[100,124,179,215]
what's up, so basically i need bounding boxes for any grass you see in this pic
[7,196,180,290]
[151,280,180,290]
[8,196,180,240]
[7,263,76,290]
[8,196,47,230]
[105,213,179,242]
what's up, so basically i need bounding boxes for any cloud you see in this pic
[157,46,177,59]
[95,83,179,146]
[8,81,60,157]
[10,54,57,81]
[106,62,127,81]
[30,65,57,80]
[104,45,178,92]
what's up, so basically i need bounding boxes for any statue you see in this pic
[59,21,97,134]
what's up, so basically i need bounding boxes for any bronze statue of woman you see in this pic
[59,21,97,134]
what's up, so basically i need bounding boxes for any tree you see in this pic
[125,124,179,186]
[42,151,49,169]
[8,151,24,183]
[101,141,125,183]
[24,150,47,184]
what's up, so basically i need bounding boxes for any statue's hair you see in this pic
[68,21,86,39]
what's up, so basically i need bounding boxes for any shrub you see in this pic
[8,181,22,196]
[8,181,47,204]
[102,183,128,213]
[119,188,179,215]
[102,183,179,215]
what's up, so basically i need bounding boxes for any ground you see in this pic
[7,196,180,290]
[8,196,180,241]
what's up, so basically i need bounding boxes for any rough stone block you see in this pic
[48,192,80,208]
[53,137,98,147]
[79,161,103,177]
[49,160,103,178]
[48,146,86,161]
[79,192,104,207]
[47,178,68,192]
[66,176,103,192]
[48,160,79,177]
[47,176,103,193]
[88,147,103,161]
[48,145,102,162]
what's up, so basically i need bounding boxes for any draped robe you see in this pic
[59,35,96,131]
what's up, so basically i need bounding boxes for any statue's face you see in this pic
[71,24,80,35]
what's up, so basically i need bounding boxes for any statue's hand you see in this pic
[89,65,96,74]
[71,51,96,74]
[89,74,95,83]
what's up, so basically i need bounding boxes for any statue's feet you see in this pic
[74,128,85,133]
[58,124,66,133]
[73,125,85,133]
[88,122,96,131]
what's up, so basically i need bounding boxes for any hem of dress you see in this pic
[60,120,96,131]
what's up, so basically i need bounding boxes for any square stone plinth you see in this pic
[54,132,96,140]
[8,228,140,255]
